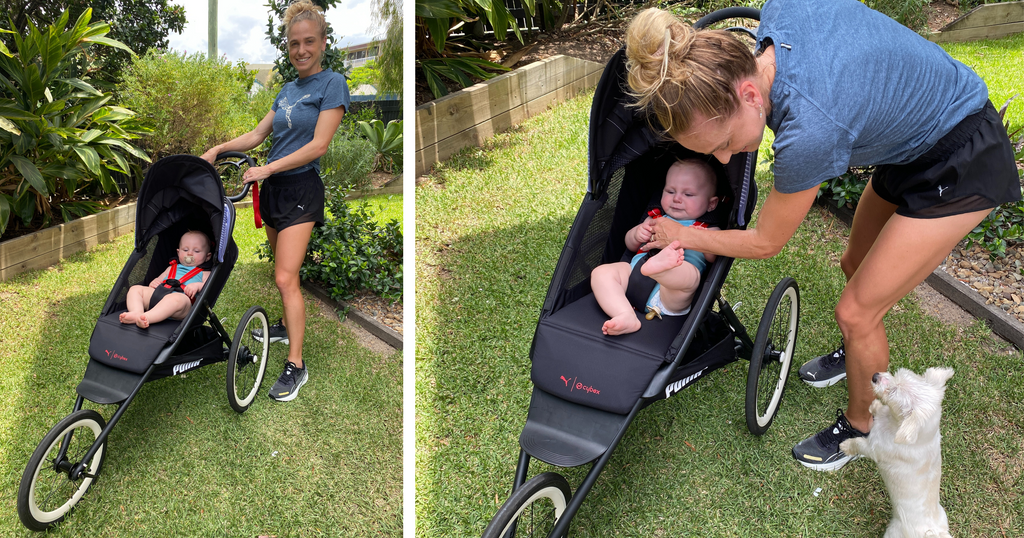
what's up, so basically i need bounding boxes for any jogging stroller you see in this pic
[481,8,801,538]
[17,152,271,531]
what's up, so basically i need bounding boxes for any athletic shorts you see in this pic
[258,168,326,231]
[871,100,1021,219]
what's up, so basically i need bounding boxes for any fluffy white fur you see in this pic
[840,367,955,538]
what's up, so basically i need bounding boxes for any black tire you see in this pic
[18,409,107,531]
[694,7,760,45]
[481,472,572,538]
[745,278,799,435]
[227,305,270,413]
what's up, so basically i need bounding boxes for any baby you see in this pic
[591,159,719,335]
[120,230,212,329]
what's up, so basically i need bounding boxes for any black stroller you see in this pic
[481,8,800,538]
[17,152,270,531]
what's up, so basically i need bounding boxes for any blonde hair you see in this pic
[284,0,328,39]
[625,8,757,137]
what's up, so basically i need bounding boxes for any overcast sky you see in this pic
[165,0,376,65]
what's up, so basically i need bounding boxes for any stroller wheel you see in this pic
[227,306,270,413]
[18,409,107,531]
[482,472,572,538]
[745,278,799,435]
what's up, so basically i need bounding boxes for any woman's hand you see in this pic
[644,217,687,251]
[200,147,220,165]
[242,165,274,184]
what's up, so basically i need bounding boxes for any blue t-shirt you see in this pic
[269,68,351,176]
[757,0,989,193]
[170,264,203,285]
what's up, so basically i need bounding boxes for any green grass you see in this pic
[349,194,403,227]
[942,32,1024,130]
[0,206,402,537]
[415,87,1024,537]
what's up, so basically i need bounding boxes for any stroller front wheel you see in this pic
[227,305,270,413]
[482,471,572,538]
[745,278,799,435]
[18,409,107,531]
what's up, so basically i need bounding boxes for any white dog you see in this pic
[840,367,954,538]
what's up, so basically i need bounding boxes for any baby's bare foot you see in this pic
[641,240,687,276]
[136,314,150,329]
[119,312,137,324]
[602,313,642,336]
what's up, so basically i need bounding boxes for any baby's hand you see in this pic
[636,222,654,244]
[184,282,203,298]
[149,280,160,289]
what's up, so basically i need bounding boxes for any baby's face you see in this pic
[660,166,717,221]
[177,233,211,266]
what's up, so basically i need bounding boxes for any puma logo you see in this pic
[937,185,949,197]
[560,375,570,387]
[278,94,311,128]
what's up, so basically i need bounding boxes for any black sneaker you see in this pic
[252,318,289,344]
[268,361,308,402]
[798,342,845,387]
[792,409,866,471]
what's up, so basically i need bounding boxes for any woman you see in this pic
[625,0,1019,470]
[202,0,349,402]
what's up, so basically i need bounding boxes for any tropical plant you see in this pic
[357,119,403,173]
[263,0,348,85]
[0,9,150,237]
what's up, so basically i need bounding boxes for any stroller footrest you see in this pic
[519,387,631,467]
[77,359,147,404]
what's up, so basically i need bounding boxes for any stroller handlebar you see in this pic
[216,151,258,202]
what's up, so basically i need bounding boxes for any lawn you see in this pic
[0,206,402,537]
[941,32,1024,130]
[415,43,1024,537]
[350,193,404,227]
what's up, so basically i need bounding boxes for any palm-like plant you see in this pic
[0,8,150,236]
[357,119,403,173]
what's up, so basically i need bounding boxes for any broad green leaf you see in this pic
[83,36,135,55]
[0,194,10,236]
[60,77,103,97]
[416,0,465,18]
[73,145,102,176]
[9,154,48,196]
[424,18,450,53]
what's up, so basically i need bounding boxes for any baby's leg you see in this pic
[592,262,641,335]
[642,243,701,314]
[121,286,154,324]
[138,293,191,328]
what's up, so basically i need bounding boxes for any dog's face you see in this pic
[871,367,953,445]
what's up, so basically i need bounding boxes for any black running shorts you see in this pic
[871,100,1021,219]
[258,168,326,231]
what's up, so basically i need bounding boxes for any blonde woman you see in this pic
[202,0,349,402]
[625,0,1019,470]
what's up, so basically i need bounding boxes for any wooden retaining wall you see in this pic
[415,55,605,177]
[929,1,1024,42]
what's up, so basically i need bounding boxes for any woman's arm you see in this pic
[648,186,819,260]
[241,106,346,184]
[200,110,276,164]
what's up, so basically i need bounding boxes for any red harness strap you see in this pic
[251,182,263,228]
[165,259,204,287]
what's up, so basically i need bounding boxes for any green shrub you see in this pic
[357,119,403,173]
[321,131,375,191]
[258,185,403,301]
[0,9,150,237]
[118,50,256,159]
[865,0,929,33]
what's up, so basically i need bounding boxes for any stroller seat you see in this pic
[88,312,182,374]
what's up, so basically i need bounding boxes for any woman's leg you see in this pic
[271,222,316,367]
[836,196,990,433]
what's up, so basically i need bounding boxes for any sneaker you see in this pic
[798,342,845,387]
[792,409,867,471]
[253,318,289,344]
[268,361,308,402]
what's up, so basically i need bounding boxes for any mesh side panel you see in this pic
[113,238,158,311]
[565,167,624,290]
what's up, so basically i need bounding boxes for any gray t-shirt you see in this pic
[269,68,351,176]
[757,0,989,193]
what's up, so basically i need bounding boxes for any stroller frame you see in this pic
[17,153,272,532]
[482,8,801,538]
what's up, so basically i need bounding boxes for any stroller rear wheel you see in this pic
[18,409,107,531]
[227,306,270,413]
[482,472,572,538]
[745,278,799,435]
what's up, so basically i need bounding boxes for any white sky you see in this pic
[165,0,376,65]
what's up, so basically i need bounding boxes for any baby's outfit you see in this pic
[150,259,204,307]
[629,217,708,316]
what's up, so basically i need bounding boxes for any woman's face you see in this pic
[672,96,766,165]
[288,19,326,78]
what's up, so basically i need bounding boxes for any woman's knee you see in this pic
[834,293,884,338]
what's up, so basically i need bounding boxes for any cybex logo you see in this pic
[173,360,203,376]
[105,349,129,362]
[664,368,708,398]
[559,375,601,396]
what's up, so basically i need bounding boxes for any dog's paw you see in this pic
[840,438,865,456]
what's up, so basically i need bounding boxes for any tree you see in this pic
[264,0,348,84]
[369,0,402,96]
[348,60,381,93]
[0,0,186,87]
